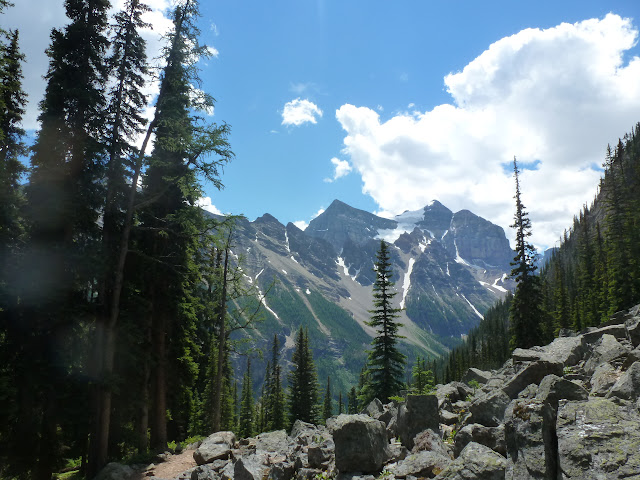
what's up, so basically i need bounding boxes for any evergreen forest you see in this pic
[1,1,640,479]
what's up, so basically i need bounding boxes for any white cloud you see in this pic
[336,14,640,251]
[281,98,323,126]
[293,207,325,231]
[196,197,222,215]
[324,157,353,182]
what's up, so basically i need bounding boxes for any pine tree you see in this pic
[347,387,358,414]
[287,327,320,425]
[265,334,285,431]
[410,356,434,394]
[322,376,333,422]
[509,157,543,349]
[338,392,344,414]
[361,240,406,404]
[239,357,254,438]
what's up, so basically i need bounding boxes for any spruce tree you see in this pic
[338,392,344,414]
[239,357,255,438]
[410,356,434,394]
[322,376,333,422]
[347,387,358,414]
[509,157,543,349]
[361,240,406,404]
[287,327,320,425]
[266,334,285,431]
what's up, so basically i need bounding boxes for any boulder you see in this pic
[534,374,588,412]
[583,334,629,374]
[453,424,505,457]
[461,367,492,385]
[329,414,387,473]
[606,361,640,402]
[557,398,640,478]
[539,335,585,366]
[435,382,472,409]
[439,410,458,425]
[194,432,237,466]
[377,402,398,428]
[589,362,619,396]
[581,324,628,345]
[468,390,511,427]
[290,421,329,446]
[626,310,640,346]
[411,429,451,458]
[191,465,220,480]
[94,463,138,480]
[389,450,451,479]
[267,462,295,480]
[397,395,440,450]
[386,442,409,462]
[253,430,290,456]
[501,359,563,399]
[364,398,384,417]
[307,438,334,469]
[434,442,506,480]
[294,468,323,480]
[504,399,558,479]
[234,453,270,480]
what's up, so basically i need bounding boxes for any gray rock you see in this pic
[365,398,384,417]
[461,367,492,385]
[557,397,640,479]
[397,395,440,450]
[377,402,398,427]
[194,432,236,466]
[434,442,506,480]
[502,359,563,399]
[439,410,458,425]
[584,334,630,374]
[535,374,588,412]
[290,421,329,446]
[468,389,511,427]
[234,454,270,480]
[540,335,585,366]
[329,414,387,473]
[606,361,640,402]
[191,465,220,480]
[626,311,640,346]
[504,399,557,479]
[335,474,375,480]
[435,383,472,409]
[590,362,619,396]
[581,323,628,345]
[307,438,334,469]
[411,429,450,458]
[294,468,322,480]
[253,430,290,455]
[453,424,505,457]
[267,462,294,480]
[94,463,138,480]
[386,442,409,462]
[390,450,451,479]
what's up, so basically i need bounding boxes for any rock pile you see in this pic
[96,303,640,480]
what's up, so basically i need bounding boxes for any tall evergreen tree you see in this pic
[361,240,406,404]
[347,387,358,414]
[265,334,285,431]
[410,356,434,394]
[322,376,333,422]
[239,357,254,438]
[287,327,320,425]
[509,157,543,349]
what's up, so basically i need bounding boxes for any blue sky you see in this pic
[4,0,640,250]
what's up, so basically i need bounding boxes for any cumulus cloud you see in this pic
[324,157,353,182]
[196,197,223,215]
[281,98,323,126]
[336,14,640,250]
[293,207,325,231]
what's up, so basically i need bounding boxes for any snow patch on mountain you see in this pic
[461,293,484,319]
[376,207,426,242]
[400,258,415,309]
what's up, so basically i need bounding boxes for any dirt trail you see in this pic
[132,448,197,479]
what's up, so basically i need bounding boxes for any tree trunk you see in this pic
[151,307,168,451]
[212,242,230,432]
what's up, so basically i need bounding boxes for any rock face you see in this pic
[95,302,640,480]
[329,414,388,473]
[397,395,440,449]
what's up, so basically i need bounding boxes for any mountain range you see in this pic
[215,199,515,393]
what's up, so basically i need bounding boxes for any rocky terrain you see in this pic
[96,305,640,480]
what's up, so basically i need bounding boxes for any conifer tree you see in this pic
[347,387,358,414]
[410,356,434,394]
[338,392,344,414]
[361,240,406,403]
[322,376,333,422]
[265,334,285,431]
[239,357,254,438]
[287,327,320,425]
[509,157,543,349]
